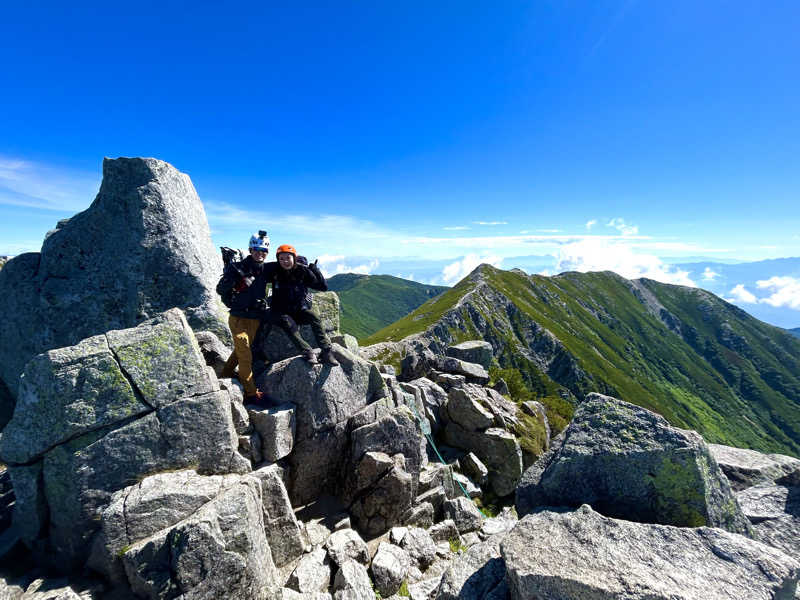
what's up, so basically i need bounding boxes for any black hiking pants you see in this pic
[266,309,331,353]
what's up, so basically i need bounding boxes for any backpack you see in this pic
[217,247,245,308]
[296,256,313,310]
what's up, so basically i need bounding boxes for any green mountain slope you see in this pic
[364,265,800,456]
[326,273,448,339]
[788,328,800,339]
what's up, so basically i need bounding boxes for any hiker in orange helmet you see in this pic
[265,244,339,366]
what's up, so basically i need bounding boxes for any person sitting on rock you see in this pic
[266,244,339,366]
[217,231,272,403]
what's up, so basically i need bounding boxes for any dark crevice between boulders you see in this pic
[344,456,401,513]
[106,337,156,411]
[121,485,135,549]
[4,412,152,469]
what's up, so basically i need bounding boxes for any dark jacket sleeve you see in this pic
[302,263,328,291]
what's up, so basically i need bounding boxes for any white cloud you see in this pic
[536,229,562,233]
[756,276,800,309]
[0,155,99,212]
[316,255,379,278]
[442,254,502,284]
[473,221,508,226]
[443,225,469,231]
[586,219,597,230]
[606,217,639,236]
[702,267,719,281]
[728,284,757,304]
[554,238,695,286]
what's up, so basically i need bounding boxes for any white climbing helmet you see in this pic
[249,230,270,253]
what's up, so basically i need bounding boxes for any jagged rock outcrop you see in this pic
[370,542,410,597]
[0,309,248,571]
[332,560,372,600]
[195,330,231,377]
[501,504,800,600]
[435,539,509,600]
[119,474,275,600]
[369,270,591,399]
[257,345,387,505]
[710,443,800,490]
[516,393,752,534]
[249,403,296,462]
[446,341,493,370]
[344,408,424,535]
[406,378,448,435]
[287,547,332,595]
[89,469,278,599]
[251,465,306,566]
[325,529,369,567]
[441,384,523,497]
[0,158,228,423]
[737,483,800,559]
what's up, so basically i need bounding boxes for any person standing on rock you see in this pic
[266,244,339,366]
[217,231,272,403]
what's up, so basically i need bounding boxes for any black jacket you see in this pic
[216,256,271,318]
[268,262,327,314]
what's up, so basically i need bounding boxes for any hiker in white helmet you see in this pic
[217,230,271,404]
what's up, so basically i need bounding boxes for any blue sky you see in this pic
[1,2,799,321]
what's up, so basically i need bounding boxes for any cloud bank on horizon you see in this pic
[1,155,798,327]
[726,277,800,311]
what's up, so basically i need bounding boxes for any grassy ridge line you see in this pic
[326,273,448,340]
[360,273,479,345]
[364,265,800,456]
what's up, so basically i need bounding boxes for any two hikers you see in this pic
[217,232,338,403]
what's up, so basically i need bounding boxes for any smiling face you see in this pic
[278,252,295,270]
[250,248,268,263]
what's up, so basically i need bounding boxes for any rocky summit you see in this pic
[0,157,799,599]
[0,157,227,427]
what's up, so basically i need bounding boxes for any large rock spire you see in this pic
[0,157,227,424]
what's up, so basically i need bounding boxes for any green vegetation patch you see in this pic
[328,274,448,340]
[367,263,800,456]
[362,276,475,345]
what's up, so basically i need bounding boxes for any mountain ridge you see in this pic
[363,264,800,456]
[326,273,448,339]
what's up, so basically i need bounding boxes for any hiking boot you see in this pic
[303,348,319,364]
[320,348,340,366]
[245,390,265,405]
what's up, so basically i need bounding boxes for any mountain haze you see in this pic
[326,273,448,339]
[364,265,800,457]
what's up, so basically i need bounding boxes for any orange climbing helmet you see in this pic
[276,244,297,257]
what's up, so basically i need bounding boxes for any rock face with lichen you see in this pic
[256,345,388,505]
[516,393,752,535]
[0,157,228,425]
[501,505,799,600]
[0,308,248,571]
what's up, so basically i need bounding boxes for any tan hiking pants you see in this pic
[221,315,261,396]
